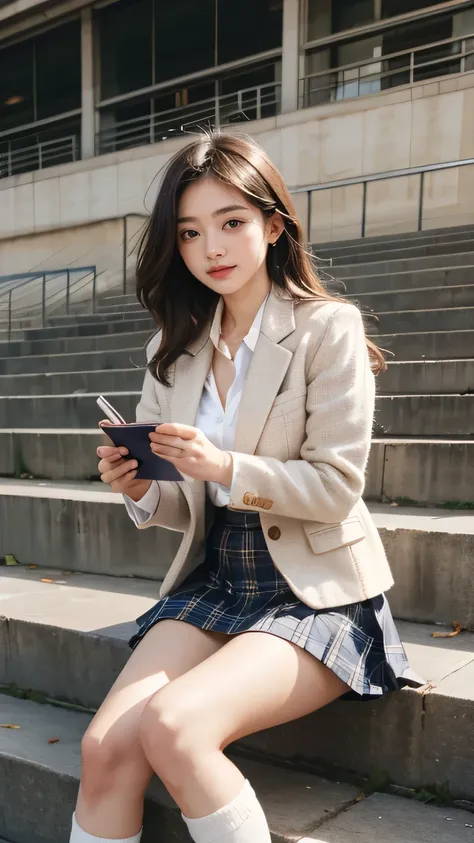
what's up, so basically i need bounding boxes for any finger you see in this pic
[97,446,128,459]
[151,443,184,459]
[111,469,138,491]
[155,423,197,440]
[101,459,138,485]
[149,433,189,449]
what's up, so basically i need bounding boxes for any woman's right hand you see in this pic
[97,444,152,502]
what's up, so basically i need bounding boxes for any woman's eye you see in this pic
[180,229,199,241]
[224,219,242,230]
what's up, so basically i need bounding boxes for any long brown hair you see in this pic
[136,131,386,383]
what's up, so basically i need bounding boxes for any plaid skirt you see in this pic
[129,508,422,699]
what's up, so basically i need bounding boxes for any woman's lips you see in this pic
[207,266,236,280]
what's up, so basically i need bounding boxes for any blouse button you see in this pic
[268,526,281,541]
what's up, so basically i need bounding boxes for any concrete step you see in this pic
[315,222,474,252]
[379,360,474,395]
[0,391,140,428]
[47,309,147,326]
[0,389,470,434]
[332,252,474,279]
[367,439,473,505]
[1,431,471,506]
[329,238,474,265]
[0,347,144,377]
[97,302,145,314]
[0,694,358,843]
[22,317,154,342]
[377,329,474,361]
[335,266,474,295]
[0,368,144,397]
[0,483,472,628]
[376,394,474,437]
[373,307,474,335]
[0,330,153,359]
[99,293,137,307]
[1,568,474,807]
[350,284,474,313]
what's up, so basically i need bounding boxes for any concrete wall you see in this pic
[2,70,474,250]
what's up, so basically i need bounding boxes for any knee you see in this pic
[139,688,204,773]
[81,725,149,801]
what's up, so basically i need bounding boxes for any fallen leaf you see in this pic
[61,571,74,576]
[48,738,60,744]
[432,622,464,639]
[40,578,56,584]
[389,502,399,507]
[5,555,18,566]
[0,724,20,729]
[28,565,38,569]
[355,792,366,802]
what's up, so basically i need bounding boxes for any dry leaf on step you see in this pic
[0,724,20,729]
[5,555,18,566]
[48,738,60,744]
[432,622,464,639]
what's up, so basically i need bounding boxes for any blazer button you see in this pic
[268,526,281,541]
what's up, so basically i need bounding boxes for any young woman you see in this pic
[72,132,418,843]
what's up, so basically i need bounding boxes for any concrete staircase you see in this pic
[1,224,474,842]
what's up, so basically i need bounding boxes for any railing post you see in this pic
[410,50,415,84]
[361,181,368,238]
[8,290,12,342]
[92,268,97,313]
[42,275,46,327]
[123,215,128,295]
[38,142,43,171]
[7,146,12,178]
[66,269,71,314]
[418,171,425,232]
[461,39,466,74]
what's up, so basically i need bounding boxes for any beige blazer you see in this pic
[133,287,394,609]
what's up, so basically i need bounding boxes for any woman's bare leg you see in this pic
[139,631,349,819]
[75,620,227,838]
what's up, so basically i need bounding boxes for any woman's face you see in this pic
[176,176,283,297]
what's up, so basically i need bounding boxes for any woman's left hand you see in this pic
[150,424,233,486]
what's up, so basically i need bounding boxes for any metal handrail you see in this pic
[301,32,473,105]
[291,157,474,239]
[0,135,78,179]
[97,80,281,153]
[0,266,96,339]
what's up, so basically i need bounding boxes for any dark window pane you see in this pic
[218,0,282,64]
[154,0,215,82]
[332,0,374,33]
[0,117,80,178]
[35,20,81,120]
[382,0,447,18]
[0,39,34,131]
[99,0,153,99]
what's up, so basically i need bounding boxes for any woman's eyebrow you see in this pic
[177,205,249,224]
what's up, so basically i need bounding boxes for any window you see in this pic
[332,0,374,33]
[35,20,81,120]
[98,0,153,100]
[155,0,215,83]
[382,0,447,17]
[0,40,34,131]
[217,0,283,63]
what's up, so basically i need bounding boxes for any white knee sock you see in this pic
[70,813,142,843]
[182,779,271,843]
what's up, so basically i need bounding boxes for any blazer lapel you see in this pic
[234,291,295,456]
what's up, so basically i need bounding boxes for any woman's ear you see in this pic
[268,210,285,246]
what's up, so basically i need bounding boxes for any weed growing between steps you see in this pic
[384,496,474,510]
[0,684,95,715]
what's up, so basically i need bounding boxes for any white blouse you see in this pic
[124,299,266,524]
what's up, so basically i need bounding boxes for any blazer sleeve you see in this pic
[124,337,190,534]
[228,304,375,524]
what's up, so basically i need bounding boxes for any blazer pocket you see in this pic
[267,388,307,419]
[303,517,366,555]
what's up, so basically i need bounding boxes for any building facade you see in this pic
[1,0,474,264]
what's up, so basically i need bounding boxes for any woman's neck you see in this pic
[221,276,271,337]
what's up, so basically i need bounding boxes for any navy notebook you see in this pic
[100,423,183,482]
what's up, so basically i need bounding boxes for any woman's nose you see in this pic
[207,245,226,260]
